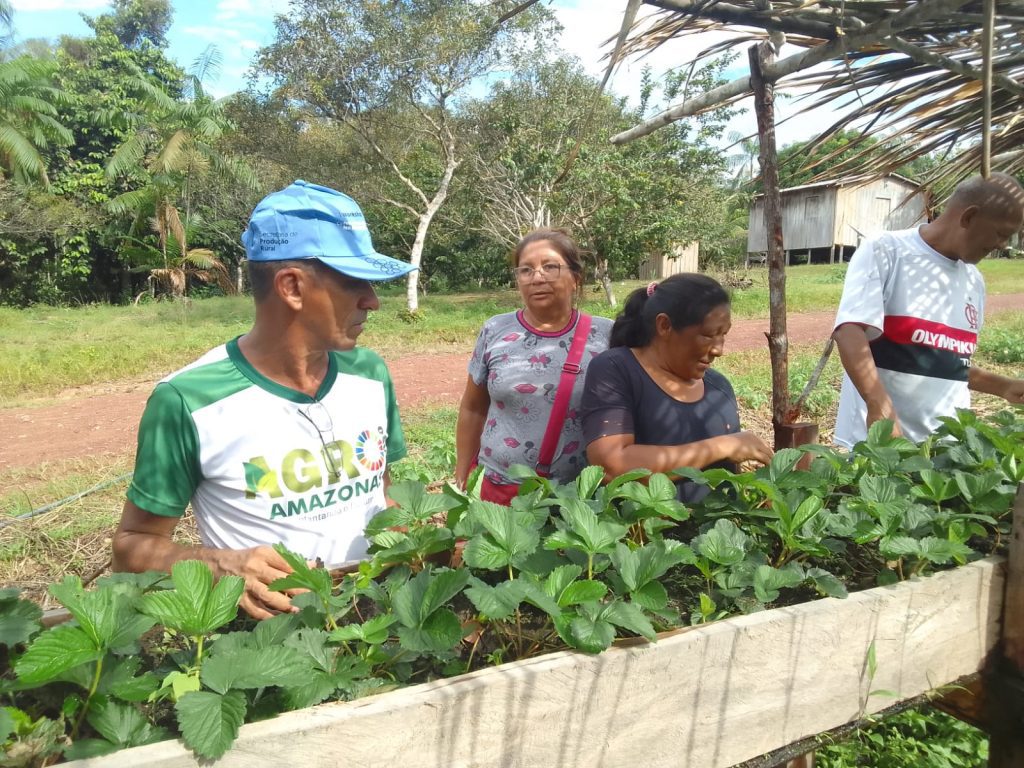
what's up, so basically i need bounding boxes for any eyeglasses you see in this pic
[297,401,342,479]
[512,263,562,282]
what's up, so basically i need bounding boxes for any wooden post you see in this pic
[989,482,1024,766]
[981,0,994,177]
[748,42,790,446]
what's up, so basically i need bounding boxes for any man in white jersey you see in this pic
[833,172,1024,448]
[113,180,415,619]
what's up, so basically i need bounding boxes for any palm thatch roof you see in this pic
[608,0,1024,191]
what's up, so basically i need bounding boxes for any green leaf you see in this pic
[805,567,848,599]
[859,475,900,504]
[767,448,803,483]
[201,647,313,694]
[752,565,804,604]
[63,738,120,760]
[575,465,606,500]
[283,628,334,672]
[631,580,668,611]
[543,564,584,600]
[48,576,154,651]
[267,544,333,603]
[465,580,523,620]
[392,568,469,629]
[280,670,340,711]
[551,499,627,556]
[14,624,102,685]
[568,615,615,653]
[396,608,463,652]
[330,615,398,645]
[557,580,607,607]
[603,600,657,642]
[915,537,973,565]
[386,480,460,521]
[87,697,168,748]
[699,592,717,618]
[251,612,303,649]
[462,501,541,571]
[139,561,243,636]
[693,519,748,566]
[175,690,247,760]
[0,596,42,647]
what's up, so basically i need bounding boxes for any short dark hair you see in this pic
[610,274,730,348]
[248,258,319,301]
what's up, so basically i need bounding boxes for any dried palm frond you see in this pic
[613,0,1024,190]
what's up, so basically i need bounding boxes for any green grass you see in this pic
[2,260,1022,405]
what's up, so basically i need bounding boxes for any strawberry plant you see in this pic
[1,408,1021,764]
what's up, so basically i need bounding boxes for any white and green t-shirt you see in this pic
[128,338,406,569]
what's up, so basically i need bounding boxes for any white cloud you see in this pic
[12,0,109,10]
[215,0,288,24]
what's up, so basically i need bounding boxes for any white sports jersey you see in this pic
[128,339,406,569]
[833,227,985,448]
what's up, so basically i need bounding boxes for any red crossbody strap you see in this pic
[536,313,592,477]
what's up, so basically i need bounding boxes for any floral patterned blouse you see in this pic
[468,309,613,486]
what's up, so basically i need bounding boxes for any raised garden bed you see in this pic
[65,556,1004,767]
[5,411,1022,766]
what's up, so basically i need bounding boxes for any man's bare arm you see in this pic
[969,366,1024,404]
[112,500,298,620]
[832,323,903,435]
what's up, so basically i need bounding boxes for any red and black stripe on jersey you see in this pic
[869,315,977,382]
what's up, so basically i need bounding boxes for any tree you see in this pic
[466,57,735,305]
[0,0,12,47]
[104,47,255,297]
[0,56,72,184]
[256,0,556,312]
[84,0,172,50]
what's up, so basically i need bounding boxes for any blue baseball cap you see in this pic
[241,180,416,281]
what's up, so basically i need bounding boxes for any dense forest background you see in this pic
[0,0,936,308]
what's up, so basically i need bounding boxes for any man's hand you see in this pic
[218,545,301,621]
[113,501,303,622]
[1001,378,1024,404]
[865,397,903,437]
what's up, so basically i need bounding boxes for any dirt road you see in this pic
[2,295,1021,471]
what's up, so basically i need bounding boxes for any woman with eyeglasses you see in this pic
[455,228,613,504]
[581,274,773,503]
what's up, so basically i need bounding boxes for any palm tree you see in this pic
[0,56,72,184]
[1,0,12,45]
[120,208,233,299]
[105,45,256,296]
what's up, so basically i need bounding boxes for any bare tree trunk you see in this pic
[596,257,616,308]
[749,42,790,434]
[405,154,458,313]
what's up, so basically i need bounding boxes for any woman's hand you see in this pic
[723,431,774,465]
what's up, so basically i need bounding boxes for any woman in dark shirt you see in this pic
[581,274,773,502]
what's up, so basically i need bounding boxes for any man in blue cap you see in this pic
[113,181,416,619]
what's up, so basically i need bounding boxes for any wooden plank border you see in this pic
[67,557,1005,768]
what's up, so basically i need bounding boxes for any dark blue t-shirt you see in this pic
[580,346,741,503]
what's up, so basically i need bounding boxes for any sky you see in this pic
[8,0,833,150]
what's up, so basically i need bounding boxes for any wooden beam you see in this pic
[989,483,1024,766]
[981,0,995,178]
[748,41,791,434]
[612,0,974,144]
